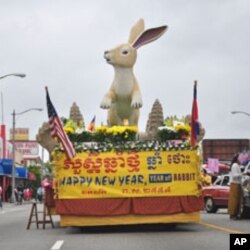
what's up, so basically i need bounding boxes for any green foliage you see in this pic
[28,163,53,189]
[164,115,188,127]
[44,162,53,175]
[68,131,93,142]
[94,130,136,143]
[28,165,41,188]
[157,128,189,141]
[66,126,137,144]
[158,115,190,141]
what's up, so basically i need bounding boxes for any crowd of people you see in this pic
[0,177,53,209]
[0,184,45,206]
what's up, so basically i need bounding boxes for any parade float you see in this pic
[37,19,205,227]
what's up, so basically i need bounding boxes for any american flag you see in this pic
[45,87,76,160]
[191,81,200,147]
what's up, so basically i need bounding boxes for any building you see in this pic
[0,125,39,202]
[202,139,250,163]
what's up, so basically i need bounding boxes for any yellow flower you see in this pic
[106,127,113,134]
[64,127,74,134]
[96,126,108,133]
[95,125,137,137]
[175,124,191,132]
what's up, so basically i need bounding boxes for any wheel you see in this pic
[205,198,218,213]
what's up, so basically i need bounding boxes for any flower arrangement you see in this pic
[95,126,137,142]
[55,116,195,154]
[157,116,191,141]
[62,119,137,144]
[54,140,192,154]
[62,118,91,142]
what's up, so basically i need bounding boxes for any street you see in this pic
[0,203,249,250]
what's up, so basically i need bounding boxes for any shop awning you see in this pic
[0,159,12,175]
[0,159,29,179]
[16,166,28,179]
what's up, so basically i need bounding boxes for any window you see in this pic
[221,176,229,186]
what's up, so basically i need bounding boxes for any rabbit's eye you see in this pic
[122,50,129,55]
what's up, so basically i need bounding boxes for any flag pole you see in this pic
[191,80,199,148]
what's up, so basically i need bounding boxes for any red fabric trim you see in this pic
[132,196,204,215]
[132,197,182,215]
[55,196,204,216]
[56,198,132,216]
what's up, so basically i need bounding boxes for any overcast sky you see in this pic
[1,0,250,148]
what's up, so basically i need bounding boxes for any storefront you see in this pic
[0,159,29,202]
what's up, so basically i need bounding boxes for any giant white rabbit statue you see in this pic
[100,18,167,126]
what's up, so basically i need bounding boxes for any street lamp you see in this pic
[0,73,26,80]
[231,111,250,117]
[10,108,43,203]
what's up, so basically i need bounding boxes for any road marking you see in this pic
[199,221,249,234]
[51,240,64,250]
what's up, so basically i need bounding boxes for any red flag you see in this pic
[45,87,76,160]
[191,81,200,147]
[88,116,96,131]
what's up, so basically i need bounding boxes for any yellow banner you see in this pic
[54,150,201,199]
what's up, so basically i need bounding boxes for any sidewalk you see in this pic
[1,200,34,210]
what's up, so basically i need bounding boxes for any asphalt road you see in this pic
[0,203,249,250]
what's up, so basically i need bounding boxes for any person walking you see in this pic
[36,186,44,203]
[6,185,12,202]
[228,154,246,220]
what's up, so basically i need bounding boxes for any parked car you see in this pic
[202,175,230,213]
[244,162,250,174]
[202,172,250,215]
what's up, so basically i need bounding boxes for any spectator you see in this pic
[201,169,212,186]
[27,187,32,201]
[36,186,44,203]
[228,154,247,220]
[16,185,24,205]
[24,187,32,201]
[6,185,12,202]
[14,187,18,202]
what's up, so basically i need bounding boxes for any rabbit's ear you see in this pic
[132,26,168,49]
[128,18,145,44]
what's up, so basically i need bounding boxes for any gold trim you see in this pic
[60,212,200,227]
